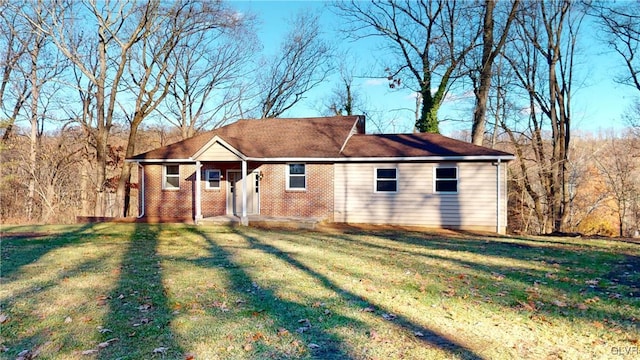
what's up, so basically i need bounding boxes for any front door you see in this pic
[228,170,259,216]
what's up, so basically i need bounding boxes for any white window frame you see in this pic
[433,166,458,194]
[374,167,398,193]
[205,169,221,190]
[286,163,306,190]
[163,164,180,190]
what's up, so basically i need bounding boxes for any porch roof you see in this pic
[130,116,360,161]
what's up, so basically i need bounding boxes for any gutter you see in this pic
[126,155,516,164]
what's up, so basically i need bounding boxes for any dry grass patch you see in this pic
[1,224,638,359]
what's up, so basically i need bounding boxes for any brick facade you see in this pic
[143,164,195,219]
[141,162,335,221]
[258,163,334,221]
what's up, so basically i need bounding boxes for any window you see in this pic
[287,163,306,190]
[375,168,397,192]
[163,165,180,190]
[434,167,458,193]
[205,169,221,189]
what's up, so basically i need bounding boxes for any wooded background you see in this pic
[1,0,639,236]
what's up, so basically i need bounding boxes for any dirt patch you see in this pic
[0,232,51,240]
[76,216,194,224]
[315,222,495,239]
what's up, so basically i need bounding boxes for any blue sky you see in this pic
[233,0,639,136]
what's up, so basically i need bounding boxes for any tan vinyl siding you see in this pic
[334,162,508,233]
[195,142,242,161]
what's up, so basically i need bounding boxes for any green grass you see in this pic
[1,224,638,359]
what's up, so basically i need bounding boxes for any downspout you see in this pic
[137,162,145,219]
[195,160,202,224]
[496,159,502,234]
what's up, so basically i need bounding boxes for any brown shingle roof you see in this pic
[130,116,360,160]
[129,116,513,161]
[340,133,512,158]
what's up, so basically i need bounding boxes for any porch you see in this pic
[198,215,323,230]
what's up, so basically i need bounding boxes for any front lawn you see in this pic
[1,224,638,359]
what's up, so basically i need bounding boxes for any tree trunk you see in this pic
[27,44,40,221]
[471,0,495,146]
[418,90,440,133]
[93,129,108,217]
[116,113,143,217]
[80,157,90,215]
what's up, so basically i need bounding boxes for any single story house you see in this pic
[128,115,514,233]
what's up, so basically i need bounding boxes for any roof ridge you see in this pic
[339,116,364,154]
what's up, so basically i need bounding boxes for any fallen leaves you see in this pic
[296,318,312,333]
[443,287,457,297]
[153,346,168,354]
[251,331,265,341]
[98,338,119,349]
[585,279,600,286]
[585,296,601,304]
[132,317,151,327]
[16,349,37,360]
[211,301,229,312]
[381,313,397,321]
[96,295,110,306]
[491,272,506,281]
[517,300,538,312]
[81,338,119,355]
[98,326,112,334]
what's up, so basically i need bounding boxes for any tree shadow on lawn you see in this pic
[0,223,97,279]
[183,226,363,360]
[1,254,114,358]
[223,227,486,360]
[98,223,184,360]
[311,229,639,329]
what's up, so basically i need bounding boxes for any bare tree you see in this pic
[624,99,640,139]
[469,0,520,145]
[334,0,482,133]
[593,1,640,144]
[158,9,257,139]
[592,1,640,92]
[116,0,249,217]
[501,0,585,233]
[595,133,640,237]
[1,1,68,221]
[259,12,333,118]
[0,2,30,142]
[29,0,153,216]
[322,56,365,116]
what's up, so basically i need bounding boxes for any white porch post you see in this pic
[195,161,202,223]
[241,159,248,225]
